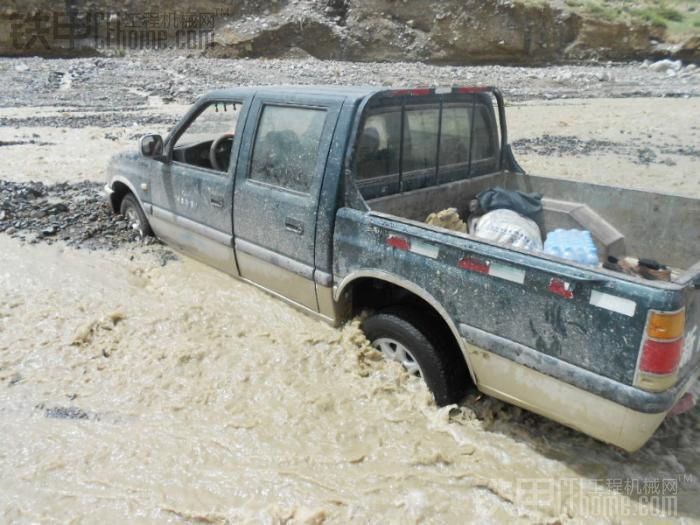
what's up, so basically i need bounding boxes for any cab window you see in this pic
[172,101,241,173]
[355,110,401,182]
[354,98,498,198]
[249,105,327,193]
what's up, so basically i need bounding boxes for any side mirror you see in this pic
[140,134,163,158]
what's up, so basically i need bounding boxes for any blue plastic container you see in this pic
[544,229,599,266]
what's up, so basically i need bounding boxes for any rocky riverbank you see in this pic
[1,1,698,64]
[0,179,179,270]
[2,55,699,113]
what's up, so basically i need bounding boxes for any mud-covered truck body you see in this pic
[105,86,700,451]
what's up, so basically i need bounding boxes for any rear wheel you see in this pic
[119,193,153,237]
[361,306,469,406]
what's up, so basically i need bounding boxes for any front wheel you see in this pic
[361,306,470,406]
[119,193,153,237]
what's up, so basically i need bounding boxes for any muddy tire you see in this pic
[361,306,469,406]
[119,193,153,237]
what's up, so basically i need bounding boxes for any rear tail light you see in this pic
[647,310,685,340]
[635,308,685,392]
[639,339,684,374]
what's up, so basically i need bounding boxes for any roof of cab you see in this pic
[203,85,384,102]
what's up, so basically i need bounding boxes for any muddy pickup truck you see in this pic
[105,86,700,451]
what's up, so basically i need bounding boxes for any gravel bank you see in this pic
[0,180,176,266]
[1,55,699,112]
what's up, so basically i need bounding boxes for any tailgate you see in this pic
[680,268,700,379]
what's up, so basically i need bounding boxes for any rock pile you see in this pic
[0,179,151,250]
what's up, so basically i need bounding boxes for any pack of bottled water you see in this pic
[544,229,599,266]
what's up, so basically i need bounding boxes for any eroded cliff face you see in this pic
[206,0,669,64]
[0,0,696,64]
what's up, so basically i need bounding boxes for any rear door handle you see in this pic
[285,217,304,235]
[210,196,224,208]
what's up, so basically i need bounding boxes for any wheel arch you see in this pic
[107,176,141,214]
[334,270,477,385]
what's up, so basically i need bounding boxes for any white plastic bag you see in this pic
[473,209,543,251]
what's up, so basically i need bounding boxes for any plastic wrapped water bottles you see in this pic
[544,229,599,266]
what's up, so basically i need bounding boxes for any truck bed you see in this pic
[365,170,700,279]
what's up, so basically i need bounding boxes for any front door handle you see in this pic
[285,217,304,235]
[210,196,224,208]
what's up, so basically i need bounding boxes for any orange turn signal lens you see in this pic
[647,309,685,340]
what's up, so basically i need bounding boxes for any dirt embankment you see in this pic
[0,0,698,64]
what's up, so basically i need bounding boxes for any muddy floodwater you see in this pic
[1,86,700,522]
[3,237,699,524]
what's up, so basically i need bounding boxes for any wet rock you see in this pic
[38,403,93,420]
[0,179,168,251]
[636,147,657,165]
[46,202,69,214]
[40,225,57,236]
[673,35,700,64]
[649,59,683,73]
[511,133,700,166]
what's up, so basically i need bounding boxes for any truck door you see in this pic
[233,94,341,311]
[149,97,248,275]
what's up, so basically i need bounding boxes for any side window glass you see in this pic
[403,108,439,173]
[249,105,327,193]
[172,101,241,173]
[439,106,471,168]
[472,105,496,160]
[355,111,401,181]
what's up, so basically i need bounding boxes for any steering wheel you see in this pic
[209,132,235,171]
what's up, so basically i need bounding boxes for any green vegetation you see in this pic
[559,1,700,37]
[657,5,685,22]
[584,1,624,22]
[636,7,672,27]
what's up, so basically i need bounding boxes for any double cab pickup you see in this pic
[105,86,700,451]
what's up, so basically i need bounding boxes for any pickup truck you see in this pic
[105,85,700,452]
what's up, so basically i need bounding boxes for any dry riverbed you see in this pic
[1,56,699,524]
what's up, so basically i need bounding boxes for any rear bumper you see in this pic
[464,343,678,452]
[464,332,697,452]
[460,323,696,414]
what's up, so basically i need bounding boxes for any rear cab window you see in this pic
[353,94,500,199]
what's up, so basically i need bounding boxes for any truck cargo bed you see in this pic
[366,170,700,280]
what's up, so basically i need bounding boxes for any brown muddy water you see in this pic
[2,238,698,524]
[1,98,699,524]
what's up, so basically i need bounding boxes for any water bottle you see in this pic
[544,229,599,267]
